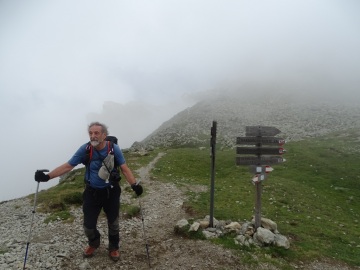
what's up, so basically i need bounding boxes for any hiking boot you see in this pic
[83,246,97,258]
[109,249,120,261]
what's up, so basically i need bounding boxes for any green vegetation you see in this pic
[44,210,74,224]
[174,223,206,240]
[30,130,360,267]
[151,129,360,267]
[121,203,140,218]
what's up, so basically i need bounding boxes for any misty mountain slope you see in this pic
[141,90,360,148]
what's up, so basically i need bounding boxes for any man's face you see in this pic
[88,125,106,147]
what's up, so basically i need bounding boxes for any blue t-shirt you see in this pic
[68,142,126,189]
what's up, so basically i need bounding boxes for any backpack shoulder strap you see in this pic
[83,142,93,166]
[107,141,120,167]
[83,142,93,185]
[108,141,114,154]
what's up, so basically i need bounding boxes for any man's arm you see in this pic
[119,163,143,196]
[119,163,137,185]
[48,162,75,180]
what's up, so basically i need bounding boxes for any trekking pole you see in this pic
[138,197,151,268]
[23,169,48,270]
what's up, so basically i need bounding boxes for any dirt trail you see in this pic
[61,152,249,269]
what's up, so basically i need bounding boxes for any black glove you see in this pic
[35,171,50,182]
[131,183,143,196]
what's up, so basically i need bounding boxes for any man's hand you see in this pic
[35,171,50,182]
[131,183,143,196]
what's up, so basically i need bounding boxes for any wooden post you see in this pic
[254,180,262,229]
[209,121,217,227]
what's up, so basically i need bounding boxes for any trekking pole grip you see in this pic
[36,169,49,173]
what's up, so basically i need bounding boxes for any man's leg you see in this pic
[83,187,102,249]
[103,185,121,251]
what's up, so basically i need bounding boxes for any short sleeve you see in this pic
[68,143,88,167]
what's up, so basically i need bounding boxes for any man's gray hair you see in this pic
[88,122,109,135]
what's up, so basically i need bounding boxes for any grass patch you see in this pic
[174,223,206,240]
[62,191,83,205]
[121,203,140,219]
[44,210,74,224]
[151,129,360,267]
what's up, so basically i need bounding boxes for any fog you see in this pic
[1,0,359,201]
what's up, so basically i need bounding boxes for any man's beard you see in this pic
[90,140,100,147]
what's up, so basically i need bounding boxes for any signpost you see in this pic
[236,126,287,229]
[236,147,286,155]
[245,126,281,136]
[236,156,286,165]
[236,137,286,145]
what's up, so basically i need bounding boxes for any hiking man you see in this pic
[34,121,143,261]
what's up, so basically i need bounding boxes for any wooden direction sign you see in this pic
[236,126,286,166]
[236,156,286,165]
[252,174,267,182]
[236,147,286,155]
[236,136,285,145]
[249,165,274,174]
[245,126,281,137]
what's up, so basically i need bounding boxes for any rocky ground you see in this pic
[0,153,358,270]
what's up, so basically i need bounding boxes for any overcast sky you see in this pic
[1,0,359,201]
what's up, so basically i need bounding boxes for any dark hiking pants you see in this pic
[83,184,121,251]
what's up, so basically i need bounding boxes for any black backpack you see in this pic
[105,135,118,145]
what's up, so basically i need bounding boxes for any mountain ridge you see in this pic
[139,89,360,149]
